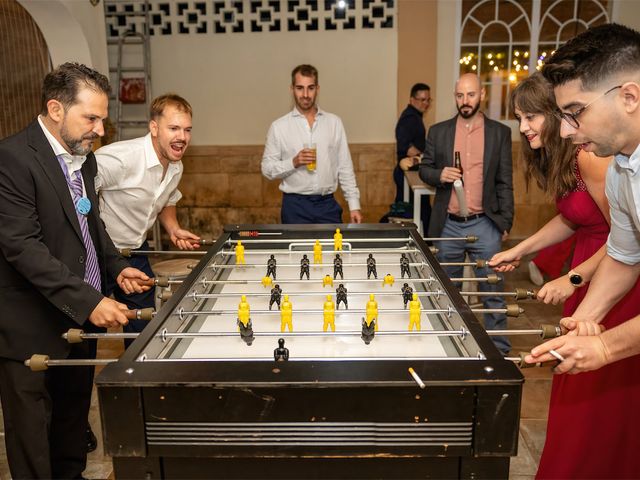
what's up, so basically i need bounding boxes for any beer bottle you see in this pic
[454,151,463,183]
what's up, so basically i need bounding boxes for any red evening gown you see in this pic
[536,162,640,479]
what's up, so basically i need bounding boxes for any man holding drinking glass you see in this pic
[261,64,362,224]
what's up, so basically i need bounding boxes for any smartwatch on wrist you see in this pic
[568,270,585,288]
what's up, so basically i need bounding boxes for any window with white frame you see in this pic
[459,0,612,120]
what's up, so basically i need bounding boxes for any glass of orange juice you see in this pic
[304,142,317,171]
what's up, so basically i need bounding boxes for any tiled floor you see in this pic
[0,252,561,479]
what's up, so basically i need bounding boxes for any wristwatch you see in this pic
[568,270,585,287]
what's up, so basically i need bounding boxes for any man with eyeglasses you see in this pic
[527,23,640,375]
[392,83,432,227]
[394,84,431,196]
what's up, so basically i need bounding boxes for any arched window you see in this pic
[459,0,612,120]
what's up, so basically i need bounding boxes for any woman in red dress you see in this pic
[490,73,640,478]
[528,235,575,285]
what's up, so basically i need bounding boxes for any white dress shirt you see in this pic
[605,144,640,265]
[261,107,361,211]
[95,133,183,249]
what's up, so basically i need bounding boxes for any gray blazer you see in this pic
[419,114,514,238]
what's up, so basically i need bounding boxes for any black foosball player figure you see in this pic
[269,284,282,310]
[336,283,348,309]
[300,254,310,280]
[333,253,344,280]
[366,253,377,279]
[400,253,411,279]
[274,338,289,361]
[401,283,414,309]
[237,318,254,346]
[361,316,375,345]
[266,254,277,279]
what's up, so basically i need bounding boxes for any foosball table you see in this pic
[95,224,525,479]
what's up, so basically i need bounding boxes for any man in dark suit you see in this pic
[0,63,150,479]
[419,73,514,354]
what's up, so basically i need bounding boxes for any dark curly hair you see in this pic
[542,23,640,89]
[41,62,110,114]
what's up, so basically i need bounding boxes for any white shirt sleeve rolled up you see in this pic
[95,133,183,249]
[606,154,640,265]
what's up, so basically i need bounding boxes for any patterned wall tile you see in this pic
[105,0,395,37]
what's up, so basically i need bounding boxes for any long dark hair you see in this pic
[510,73,577,197]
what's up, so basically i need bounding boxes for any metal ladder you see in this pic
[104,0,152,141]
[103,0,162,250]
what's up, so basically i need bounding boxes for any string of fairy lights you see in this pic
[458,48,556,82]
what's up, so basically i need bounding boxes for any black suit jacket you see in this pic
[419,114,514,237]
[0,120,129,361]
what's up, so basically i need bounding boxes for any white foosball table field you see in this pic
[97,224,523,480]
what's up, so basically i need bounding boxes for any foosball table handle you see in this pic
[514,287,538,300]
[540,323,562,339]
[25,354,49,372]
[514,351,558,369]
[505,304,524,317]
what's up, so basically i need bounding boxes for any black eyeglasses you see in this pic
[555,85,622,128]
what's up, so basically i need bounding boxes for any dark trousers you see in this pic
[106,242,156,347]
[436,216,511,354]
[281,193,343,224]
[0,341,96,479]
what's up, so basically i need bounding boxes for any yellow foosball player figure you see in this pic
[322,274,334,288]
[237,295,251,328]
[237,294,254,345]
[261,275,273,288]
[383,273,394,287]
[235,240,245,265]
[323,294,336,332]
[334,228,343,251]
[281,294,293,332]
[365,293,379,331]
[408,293,421,331]
[313,239,323,264]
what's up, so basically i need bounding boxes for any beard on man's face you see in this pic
[457,102,480,119]
[61,123,98,156]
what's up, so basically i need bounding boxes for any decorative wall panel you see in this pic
[105,0,394,37]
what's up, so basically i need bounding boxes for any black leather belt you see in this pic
[448,212,485,222]
[283,193,334,200]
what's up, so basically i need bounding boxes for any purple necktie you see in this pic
[57,156,102,292]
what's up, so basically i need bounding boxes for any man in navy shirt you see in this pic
[393,83,432,225]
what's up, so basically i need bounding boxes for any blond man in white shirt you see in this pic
[262,64,362,224]
[95,94,199,339]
